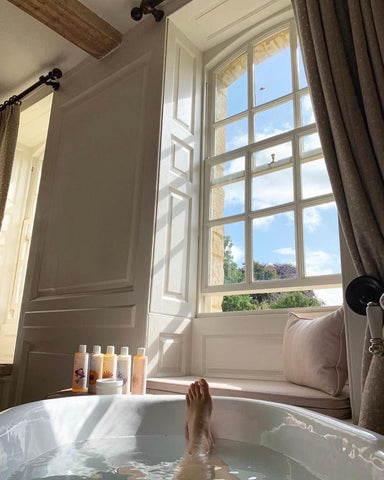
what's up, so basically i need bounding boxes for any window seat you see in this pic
[147,377,351,420]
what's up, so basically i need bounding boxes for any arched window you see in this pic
[201,22,342,313]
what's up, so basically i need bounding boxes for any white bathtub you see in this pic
[1,395,384,479]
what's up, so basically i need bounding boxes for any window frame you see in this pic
[200,19,342,302]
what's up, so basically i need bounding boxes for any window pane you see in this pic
[253,141,292,168]
[254,101,294,142]
[209,222,245,286]
[254,29,292,106]
[297,44,308,88]
[300,93,315,126]
[210,180,245,220]
[303,203,341,276]
[252,167,293,210]
[313,288,343,306]
[301,158,332,199]
[211,157,245,181]
[215,117,248,155]
[300,132,321,155]
[222,289,329,311]
[253,211,296,281]
[216,53,248,121]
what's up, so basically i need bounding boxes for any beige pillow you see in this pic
[282,307,348,396]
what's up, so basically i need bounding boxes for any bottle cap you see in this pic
[120,346,129,356]
[79,345,87,353]
[137,347,146,356]
[93,345,101,354]
[106,345,115,355]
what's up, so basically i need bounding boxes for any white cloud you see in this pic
[274,247,295,256]
[231,245,244,264]
[252,167,293,210]
[305,249,340,276]
[252,211,293,231]
[303,207,322,233]
[301,158,332,198]
[223,157,245,175]
[223,181,244,205]
[255,127,288,143]
[252,215,275,230]
[301,132,321,153]
[301,94,315,125]
[227,133,248,151]
[303,203,336,233]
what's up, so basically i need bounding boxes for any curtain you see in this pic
[292,0,384,434]
[0,104,21,230]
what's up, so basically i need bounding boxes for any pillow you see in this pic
[282,307,347,396]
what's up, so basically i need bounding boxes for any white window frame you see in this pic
[200,19,342,302]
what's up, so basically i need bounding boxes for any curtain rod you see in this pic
[0,68,62,112]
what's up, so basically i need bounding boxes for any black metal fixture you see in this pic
[0,68,62,112]
[346,275,384,357]
[131,0,165,22]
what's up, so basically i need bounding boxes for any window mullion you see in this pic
[290,19,301,129]
[245,150,252,285]
[247,40,254,145]
[293,130,305,280]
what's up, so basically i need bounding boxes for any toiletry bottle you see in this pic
[72,345,89,393]
[117,346,132,394]
[88,345,104,394]
[131,347,148,395]
[103,345,117,379]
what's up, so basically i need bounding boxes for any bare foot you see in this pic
[185,378,213,455]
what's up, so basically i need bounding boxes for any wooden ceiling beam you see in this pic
[8,0,122,59]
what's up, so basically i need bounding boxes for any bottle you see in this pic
[71,345,89,393]
[117,346,132,394]
[131,347,148,395]
[103,345,117,379]
[88,345,104,394]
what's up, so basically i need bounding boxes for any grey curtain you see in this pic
[292,0,384,434]
[0,104,20,230]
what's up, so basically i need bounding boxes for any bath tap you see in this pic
[345,275,384,358]
[366,301,384,356]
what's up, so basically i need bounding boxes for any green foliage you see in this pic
[221,235,323,311]
[224,235,245,284]
[268,291,322,309]
[222,294,257,311]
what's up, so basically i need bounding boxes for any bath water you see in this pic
[8,435,319,480]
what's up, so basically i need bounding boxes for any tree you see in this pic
[223,235,244,284]
[221,235,323,311]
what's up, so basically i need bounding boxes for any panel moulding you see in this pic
[173,41,196,133]
[202,333,284,380]
[164,189,192,302]
[158,332,186,376]
[170,134,194,182]
[35,59,149,299]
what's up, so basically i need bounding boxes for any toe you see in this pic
[189,382,196,398]
[186,392,191,405]
[199,378,209,397]
[194,380,202,398]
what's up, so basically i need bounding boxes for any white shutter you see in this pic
[11,19,169,405]
[150,20,202,318]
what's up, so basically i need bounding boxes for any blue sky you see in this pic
[211,43,342,305]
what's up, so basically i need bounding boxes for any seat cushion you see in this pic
[282,307,348,396]
[147,377,351,419]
